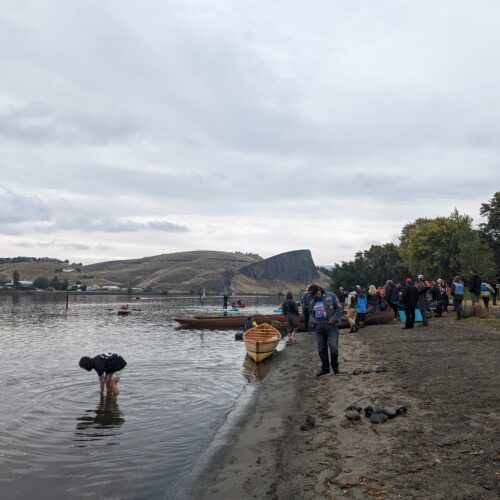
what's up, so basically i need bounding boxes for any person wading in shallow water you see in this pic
[307,284,343,377]
[79,352,127,396]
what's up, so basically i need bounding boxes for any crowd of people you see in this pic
[279,269,499,378]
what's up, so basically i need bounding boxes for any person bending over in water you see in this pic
[79,352,127,396]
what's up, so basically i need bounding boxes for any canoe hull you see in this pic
[243,323,281,364]
[174,308,394,330]
[175,314,285,329]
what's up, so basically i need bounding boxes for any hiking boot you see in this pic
[316,370,330,377]
[333,367,340,375]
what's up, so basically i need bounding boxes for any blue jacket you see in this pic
[307,291,343,325]
[356,294,367,313]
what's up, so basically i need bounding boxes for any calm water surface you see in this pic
[0,294,282,499]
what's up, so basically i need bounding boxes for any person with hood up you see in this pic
[416,274,429,326]
[307,284,343,377]
[451,275,465,320]
[401,278,419,329]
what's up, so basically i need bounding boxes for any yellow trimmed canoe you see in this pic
[243,323,281,363]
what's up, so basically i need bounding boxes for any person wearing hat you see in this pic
[401,278,419,329]
[416,274,429,326]
[307,285,343,376]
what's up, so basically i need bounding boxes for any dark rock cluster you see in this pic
[344,403,407,424]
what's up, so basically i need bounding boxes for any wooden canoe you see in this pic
[174,314,285,329]
[243,323,281,363]
[174,308,394,330]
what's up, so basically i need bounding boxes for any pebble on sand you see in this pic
[370,413,389,424]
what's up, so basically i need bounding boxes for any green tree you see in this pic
[33,276,50,290]
[399,209,495,279]
[479,191,500,278]
[12,270,20,289]
[61,278,69,291]
[50,276,60,290]
[330,243,408,290]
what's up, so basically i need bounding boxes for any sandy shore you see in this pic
[194,310,500,499]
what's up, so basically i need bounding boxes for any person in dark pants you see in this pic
[451,276,465,320]
[307,285,343,376]
[301,289,312,332]
[385,280,400,320]
[416,274,429,326]
[401,278,419,329]
[492,280,498,306]
[281,291,300,344]
[468,269,481,312]
[337,287,348,309]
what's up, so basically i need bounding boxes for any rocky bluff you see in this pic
[238,249,319,283]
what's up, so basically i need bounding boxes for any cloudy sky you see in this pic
[1,1,499,265]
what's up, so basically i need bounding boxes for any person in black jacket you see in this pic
[401,278,419,329]
[79,352,127,396]
[385,280,400,319]
[468,269,481,311]
[281,291,300,344]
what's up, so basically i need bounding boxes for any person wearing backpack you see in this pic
[355,286,367,328]
[416,275,429,326]
[480,281,495,312]
[281,291,300,344]
[451,276,465,320]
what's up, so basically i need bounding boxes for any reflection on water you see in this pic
[75,395,125,444]
[0,294,280,499]
[242,355,272,383]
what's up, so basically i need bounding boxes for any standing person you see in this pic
[468,269,481,312]
[385,280,400,320]
[492,280,498,306]
[356,286,367,328]
[431,281,443,317]
[367,284,381,314]
[307,285,343,377]
[79,352,127,396]
[480,280,495,312]
[345,288,358,332]
[200,288,206,306]
[301,288,312,333]
[281,291,300,345]
[416,275,429,326]
[222,294,229,316]
[337,287,348,309]
[451,275,465,320]
[401,278,419,329]
[439,279,449,315]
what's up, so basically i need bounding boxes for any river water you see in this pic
[0,294,282,499]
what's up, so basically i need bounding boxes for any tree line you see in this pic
[330,192,500,290]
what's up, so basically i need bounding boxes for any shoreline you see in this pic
[194,313,500,499]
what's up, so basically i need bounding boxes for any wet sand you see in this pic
[196,311,500,499]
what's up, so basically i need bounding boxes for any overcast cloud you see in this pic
[1,0,499,264]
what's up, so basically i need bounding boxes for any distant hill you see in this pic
[0,249,330,293]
